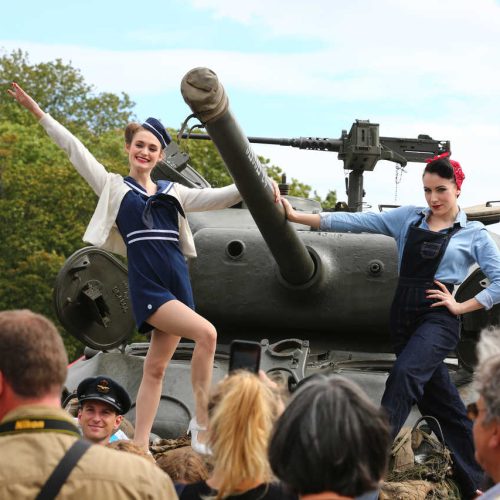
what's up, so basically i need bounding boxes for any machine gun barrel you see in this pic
[181,67,316,286]
[182,132,449,165]
[182,133,343,151]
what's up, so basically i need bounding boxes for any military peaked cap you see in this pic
[77,376,131,415]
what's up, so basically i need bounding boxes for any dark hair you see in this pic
[269,375,390,497]
[423,158,455,183]
[0,310,67,397]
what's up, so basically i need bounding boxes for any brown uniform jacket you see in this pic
[0,405,177,499]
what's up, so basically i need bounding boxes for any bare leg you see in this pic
[134,328,180,449]
[134,300,216,449]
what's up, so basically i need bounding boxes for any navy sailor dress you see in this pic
[115,176,194,333]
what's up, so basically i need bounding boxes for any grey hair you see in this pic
[268,374,390,497]
[475,353,500,424]
[476,327,500,365]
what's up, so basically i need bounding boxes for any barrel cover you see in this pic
[53,247,134,350]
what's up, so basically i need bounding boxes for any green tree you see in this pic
[0,49,135,134]
[265,162,316,198]
[174,131,233,187]
[177,132,322,199]
[0,51,134,359]
[313,189,338,210]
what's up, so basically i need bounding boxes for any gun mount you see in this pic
[181,120,450,212]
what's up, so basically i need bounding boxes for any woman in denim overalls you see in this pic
[282,154,500,498]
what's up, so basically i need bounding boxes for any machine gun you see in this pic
[180,120,450,211]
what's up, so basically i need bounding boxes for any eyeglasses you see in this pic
[466,401,486,421]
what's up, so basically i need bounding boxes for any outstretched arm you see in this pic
[7,81,109,195]
[7,82,44,120]
[281,197,321,229]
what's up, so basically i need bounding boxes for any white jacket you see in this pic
[39,114,241,258]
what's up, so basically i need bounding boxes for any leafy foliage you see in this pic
[0,49,135,134]
[314,189,338,210]
[0,51,133,359]
[176,132,325,199]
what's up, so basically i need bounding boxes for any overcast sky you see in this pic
[1,0,499,220]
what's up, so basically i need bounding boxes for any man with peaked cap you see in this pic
[77,375,132,445]
[0,309,176,499]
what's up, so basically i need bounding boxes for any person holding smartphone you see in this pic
[282,155,500,499]
[8,82,281,455]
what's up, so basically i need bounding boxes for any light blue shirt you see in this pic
[479,482,500,499]
[319,205,500,310]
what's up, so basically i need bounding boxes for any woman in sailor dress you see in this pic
[282,154,500,498]
[8,82,278,454]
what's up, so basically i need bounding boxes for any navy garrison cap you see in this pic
[77,376,131,415]
[142,117,171,149]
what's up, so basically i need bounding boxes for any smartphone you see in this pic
[228,340,261,374]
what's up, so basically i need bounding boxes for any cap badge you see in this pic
[97,379,110,393]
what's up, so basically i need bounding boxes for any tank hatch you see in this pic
[53,247,134,350]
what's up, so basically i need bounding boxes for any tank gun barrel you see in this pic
[180,67,316,286]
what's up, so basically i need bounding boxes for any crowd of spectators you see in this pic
[1,308,499,499]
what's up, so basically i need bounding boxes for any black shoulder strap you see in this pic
[413,212,426,227]
[36,439,91,500]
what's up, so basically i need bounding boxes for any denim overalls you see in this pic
[380,215,483,497]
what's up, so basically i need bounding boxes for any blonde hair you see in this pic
[207,371,279,500]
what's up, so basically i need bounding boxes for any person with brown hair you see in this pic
[179,370,294,500]
[0,309,176,499]
[156,446,210,484]
[107,439,157,464]
[8,82,281,455]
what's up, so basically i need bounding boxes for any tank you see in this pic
[57,67,500,439]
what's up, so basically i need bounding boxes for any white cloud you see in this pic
[2,39,499,107]
[191,0,500,47]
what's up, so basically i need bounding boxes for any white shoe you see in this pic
[187,418,211,455]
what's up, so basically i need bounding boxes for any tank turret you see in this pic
[56,68,500,440]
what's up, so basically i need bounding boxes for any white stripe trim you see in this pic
[128,236,179,244]
[124,179,174,196]
[124,179,147,194]
[160,182,174,194]
[143,122,167,148]
[126,229,179,238]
